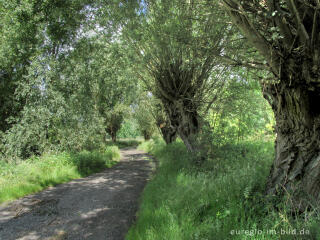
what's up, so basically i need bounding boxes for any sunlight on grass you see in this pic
[0,146,120,204]
[127,140,320,240]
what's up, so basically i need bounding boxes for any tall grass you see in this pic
[127,140,320,240]
[106,139,143,149]
[0,146,120,204]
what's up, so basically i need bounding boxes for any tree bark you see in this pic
[143,131,151,141]
[111,132,117,142]
[222,0,320,210]
[164,99,200,152]
[106,128,117,143]
[159,124,177,144]
[264,78,320,209]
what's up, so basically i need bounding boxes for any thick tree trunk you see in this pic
[159,125,177,144]
[143,131,151,141]
[177,118,199,153]
[165,100,200,152]
[106,128,117,143]
[264,80,320,208]
[111,133,117,143]
[156,115,177,144]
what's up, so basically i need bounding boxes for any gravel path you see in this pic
[0,148,154,240]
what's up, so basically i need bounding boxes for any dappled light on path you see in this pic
[0,148,154,240]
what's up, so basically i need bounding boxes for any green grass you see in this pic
[127,140,320,240]
[106,138,143,149]
[0,146,120,204]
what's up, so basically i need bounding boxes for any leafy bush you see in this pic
[72,147,120,175]
[118,118,141,139]
[104,146,121,161]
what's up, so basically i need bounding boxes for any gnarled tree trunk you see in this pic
[264,75,320,208]
[159,124,177,144]
[111,133,117,143]
[106,128,117,143]
[164,99,200,152]
[143,131,152,141]
[222,0,320,209]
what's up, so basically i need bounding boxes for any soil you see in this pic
[0,148,155,240]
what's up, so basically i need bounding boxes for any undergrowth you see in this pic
[106,139,143,149]
[127,139,320,240]
[0,146,120,204]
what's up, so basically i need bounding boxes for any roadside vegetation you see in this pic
[128,139,320,240]
[1,0,320,239]
[0,146,120,204]
[106,139,144,149]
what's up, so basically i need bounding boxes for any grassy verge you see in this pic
[0,146,120,204]
[106,139,143,149]
[127,139,320,240]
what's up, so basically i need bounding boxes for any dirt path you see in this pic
[0,148,154,240]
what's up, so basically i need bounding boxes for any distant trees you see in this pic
[0,2,138,158]
[92,41,137,143]
[104,105,126,142]
[134,102,156,141]
[223,0,320,207]
[0,0,91,133]
[56,38,137,144]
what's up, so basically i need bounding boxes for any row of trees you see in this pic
[0,1,139,159]
[1,0,319,209]
[113,0,320,209]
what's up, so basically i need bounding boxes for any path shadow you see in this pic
[0,149,154,240]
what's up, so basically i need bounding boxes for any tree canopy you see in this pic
[1,0,319,211]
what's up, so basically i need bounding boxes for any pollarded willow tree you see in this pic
[134,92,177,143]
[222,0,320,206]
[153,102,178,144]
[124,0,234,152]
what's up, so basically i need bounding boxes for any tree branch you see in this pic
[286,0,310,44]
[222,0,280,75]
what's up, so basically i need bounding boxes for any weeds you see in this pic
[106,139,143,149]
[0,146,120,204]
[127,140,320,240]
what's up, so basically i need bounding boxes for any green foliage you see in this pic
[1,1,316,238]
[205,74,275,146]
[104,104,128,141]
[0,27,139,159]
[0,0,91,132]
[108,139,143,149]
[118,118,141,139]
[0,146,120,203]
[128,140,320,240]
[137,136,166,153]
[134,96,157,140]
[71,146,120,175]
